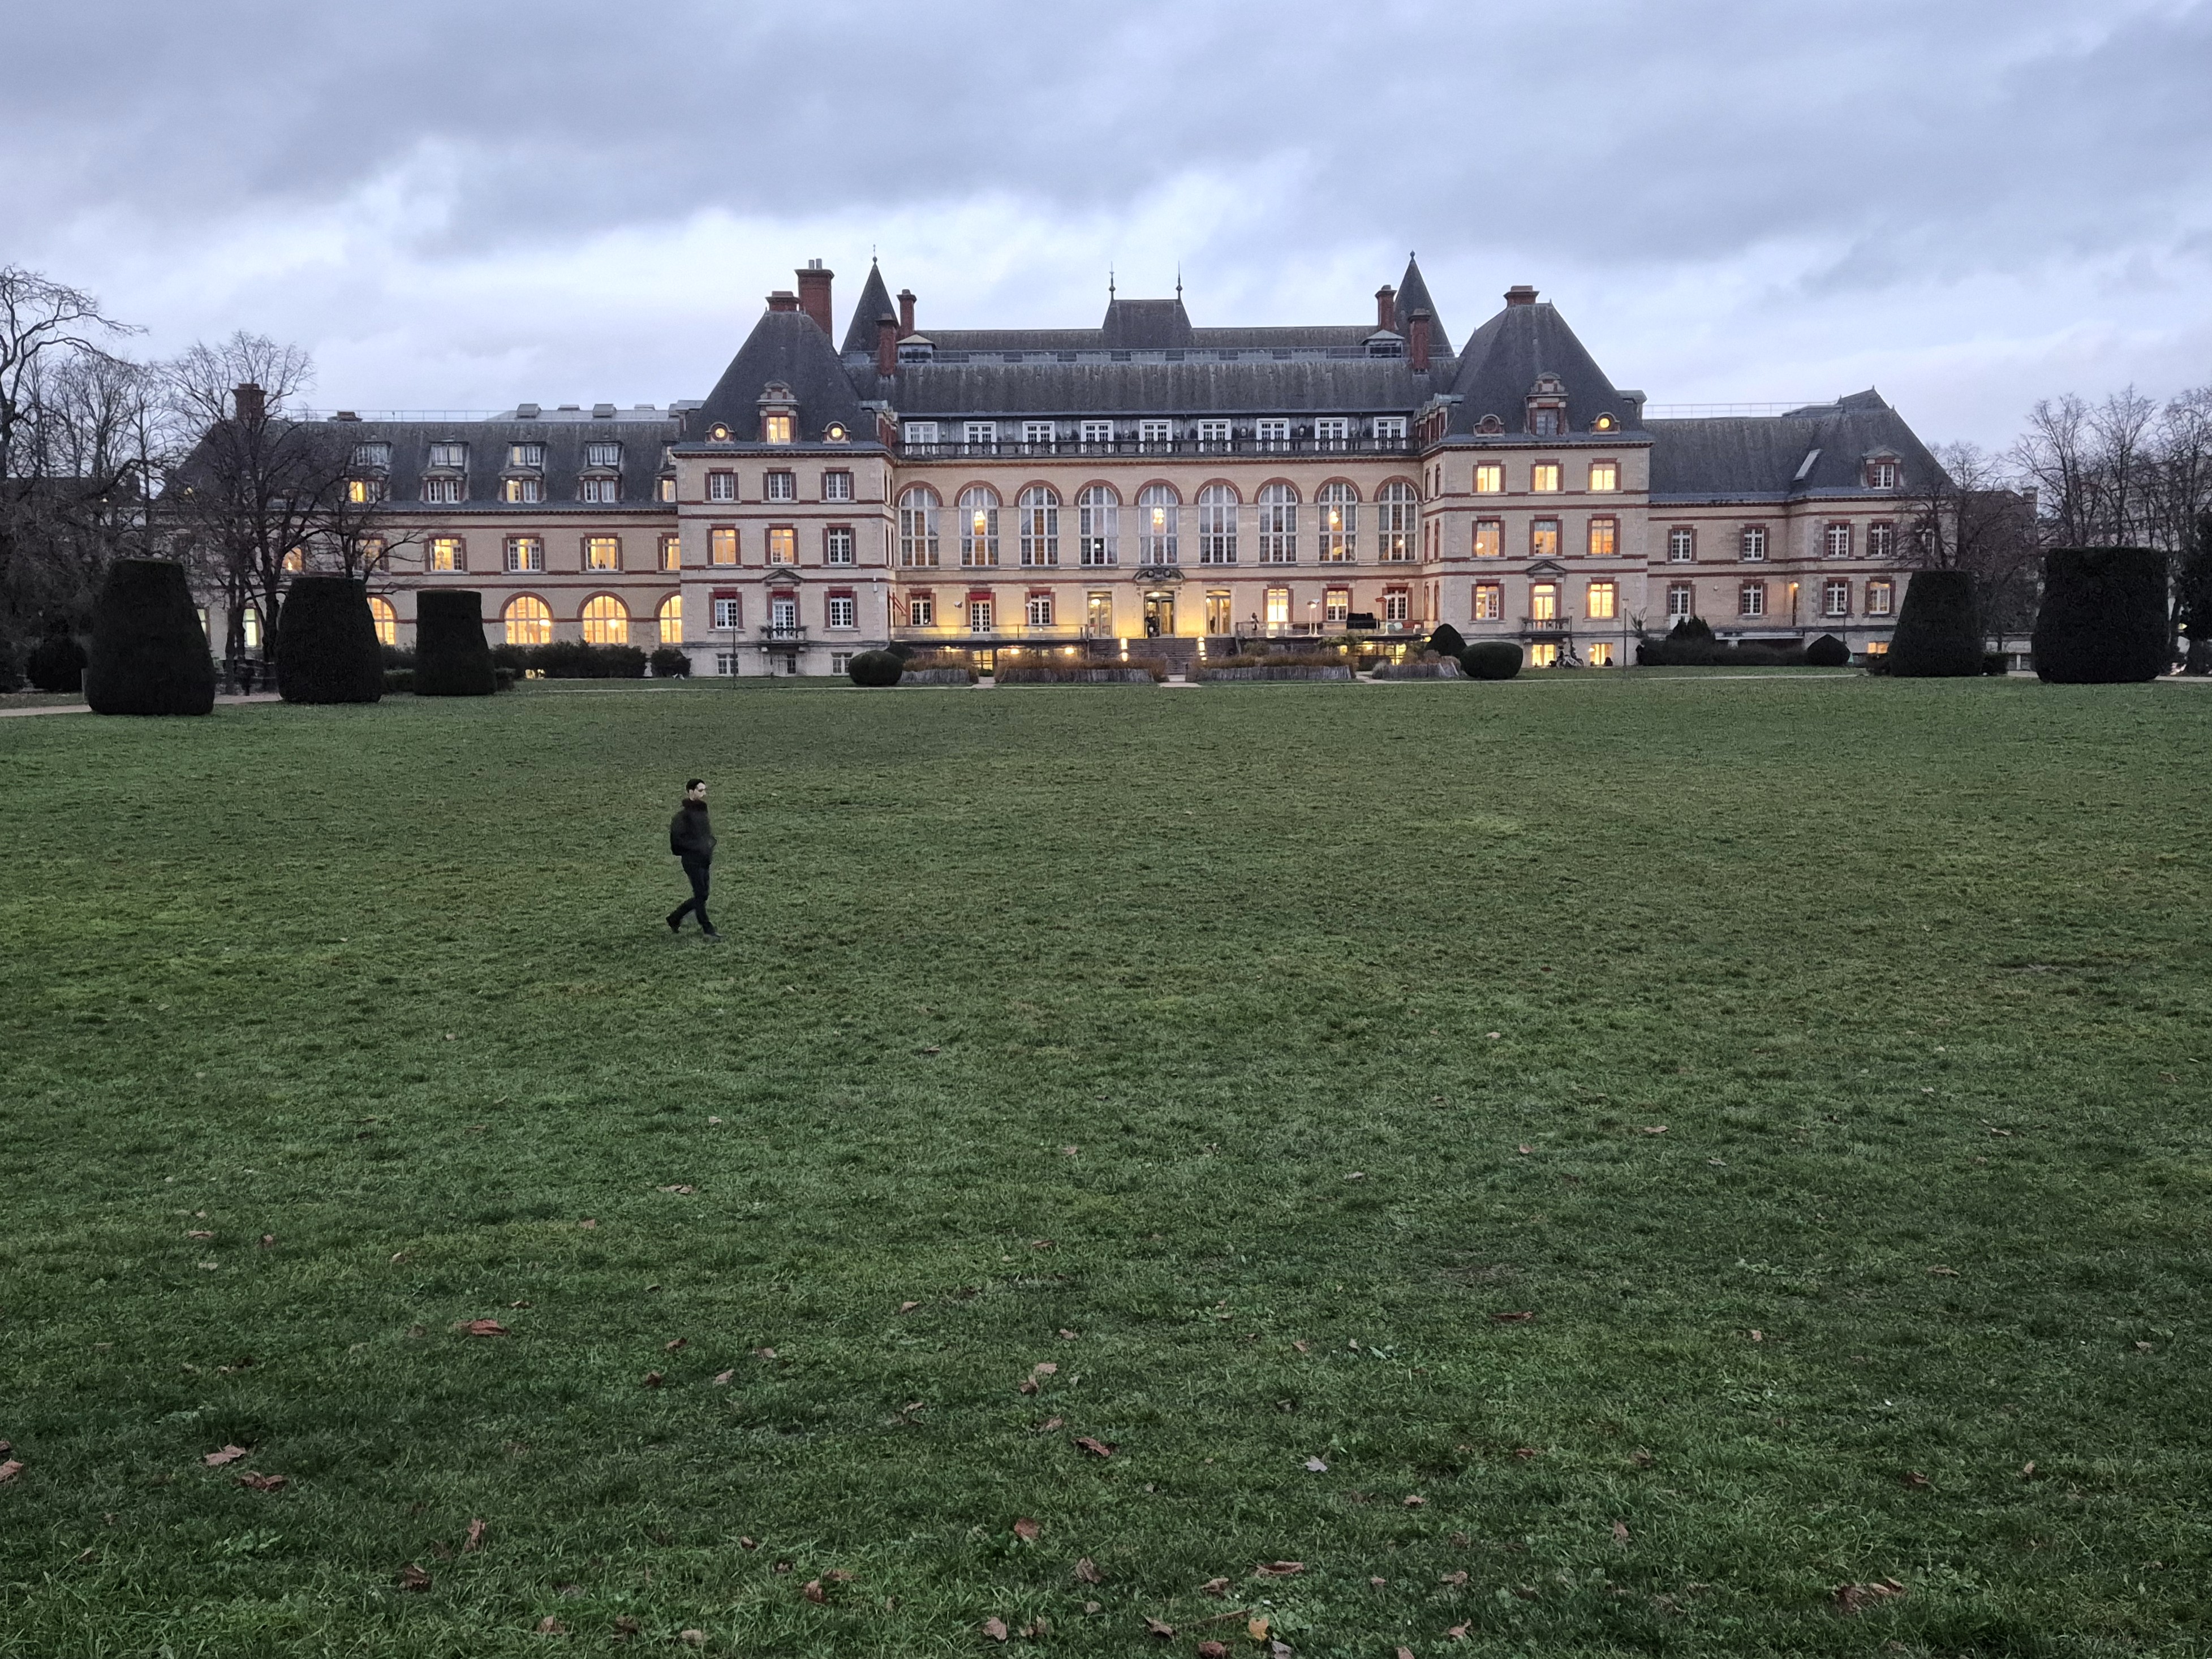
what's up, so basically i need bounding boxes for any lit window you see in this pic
[907,594,935,627]
[429,536,463,572]
[824,424,846,443]
[1318,482,1358,562]
[1738,580,1766,617]
[1666,582,1694,619]
[1668,527,1694,563]
[763,413,794,444]
[1529,640,1559,666]
[1383,589,1409,624]
[503,594,552,645]
[766,471,796,502]
[767,527,797,565]
[707,471,736,502]
[823,470,853,502]
[506,537,544,572]
[346,477,385,504]
[1587,516,1617,558]
[969,597,994,632]
[281,547,305,573]
[1078,484,1119,566]
[1018,486,1060,567]
[1376,481,1416,561]
[1325,587,1351,623]
[1257,483,1297,563]
[428,442,467,469]
[829,594,858,630]
[1866,579,1894,615]
[1740,525,1768,561]
[1474,519,1503,558]
[508,443,544,469]
[1473,582,1502,620]
[1473,462,1503,493]
[368,595,396,647]
[582,594,630,644]
[963,421,998,452]
[1864,639,1890,658]
[1867,459,1899,489]
[1531,463,1561,493]
[1823,578,1851,617]
[658,594,683,644]
[1265,586,1291,626]
[1196,419,1232,451]
[240,607,261,649]
[502,477,543,504]
[1080,420,1114,449]
[421,476,464,504]
[1206,589,1233,635]
[1592,414,1617,434]
[657,477,677,502]
[1373,416,1408,445]
[1589,460,1619,492]
[362,537,387,574]
[1197,484,1238,565]
[825,527,855,565]
[1139,419,1174,451]
[1088,591,1114,634]
[1825,522,1853,558]
[900,487,941,567]
[959,486,1001,567]
[1531,518,1560,559]
[1531,582,1559,622]
[1138,484,1178,563]
[1026,593,1053,627]
[713,596,743,630]
[905,421,940,447]
[1256,418,1291,453]
[1022,420,1056,451]
[1315,417,1350,450]
[660,534,681,571]
[1586,580,1616,620]
[586,442,622,468]
[585,536,620,571]
[1868,522,1896,559]
[1588,640,1615,666]
[710,528,738,566]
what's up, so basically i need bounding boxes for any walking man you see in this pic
[666,777,719,938]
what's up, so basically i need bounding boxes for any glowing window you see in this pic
[657,476,676,503]
[429,537,463,572]
[1588,460,1619,492]
[1867,579,1895,616]
[1587,516,1617,558]
[506,537,543,572]
[710,529,739,566]
[1078,484,1119,567]
[1473,583,1502,621]
[503,594,552,645]
[585,536,619,571]
[346,477,385,505]
[1088,591,1114,633]
[1586,580,1617,620]
[1531,463,1561,493]
[1324,587,1351,623]
[1528,641,1559,667]
[1588,640,1616,665]
[1474,519,1502,558]
[660,534,681,571]
[1530,583,1559,622]
[1376,481,1416,561]
[1317,482,1358,563]
[501,477,542,504]
[763,413,794,444]
[368,595,397,647]
[959,486,1001,567]
[1265,586,1291,626]
[658,593,683,644]
[767,527,797,565]
[1473,463,1503,493]
[281,547,305,572]
[1137,484,1178,563]
[582,594,630,644]
[1530,519,1560,559]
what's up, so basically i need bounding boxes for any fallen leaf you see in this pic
[2135,1340,2154,1352]
[1513,1446,1540,1459]
[1639,1124,1667,1135]
[1291,1339,1311,1355]
[916,1045,941,1055]
[0,1459,23,1484]
[658,1184,696,1195]
[1612,1519,1630,1544]
[187,1229,214,1240]
[1489,1311,1535,1324]
[1833,1580,1907,1615]
[612,1615,642,1639]
[1247,1617,1271,1639]
[1021,1618,1049,1639]
[1749,1329,1765,1342]
[1447,1623,1470,1639]
[578,1218,597,1229]
[259,1234,276,1248]
[1404,1494,1427,1507]
[1192,1575,1229,1596]
[1439,1570,1469,1587]
[465,1517,488,1552]
[2020,1460,2037,1479]
[1398,1648,1417,1659]
[1074,1436,1115,1458]
[1074,1558,1103,1584]
[712,1369,735,1385]
[1032,1361,1059,1377]
[824,1569,855,1583]
[1082,1601,1100,1614]
[678,1633,705,1649]
[235,1472,286,1492]
[1903,1471,1930,1490]
[1927,1266,1960,1277]
[1345,1171,1366,1181]
[1013,1517,1041,1541]
[1369,1575,1387,1587]
[755,1347,777,1360]
[1254,1560,1305,1576]
[509,1299,532,1309]
[1058,1328,1079,1339]
[1143,1615,1176,1638]
[802,1578,826,1604]
[642,1371,664,1387]
[1018,1378,1039,1395]
[898,1300,920,1313]
[1516,1144,1533,1155]
[459,1318,510,1337]
[738,1536,758,1550]
[397,1563,432,1592]
[203,1444,249,1467]
[535,1615,567,1634]
[1198,1643,1229,1659]
[981,1616,1010,1642]
[1037,1415,1064,1432]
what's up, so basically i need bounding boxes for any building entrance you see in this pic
[1143,592,1174,637]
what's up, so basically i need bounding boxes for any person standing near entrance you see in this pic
[666,778,719,938]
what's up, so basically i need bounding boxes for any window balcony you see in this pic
[757,623,807,643]
[1521,615,1573,633]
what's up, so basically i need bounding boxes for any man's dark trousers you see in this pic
[670,857,713,932]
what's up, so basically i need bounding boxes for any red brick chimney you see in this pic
[1504,284,1539,307]
[795,261,834,334]
[767,290,801,312]
[1375,285,1397,333]
[897,288,916,336]
[232,381,265,422]
[876,314,898,376]
[1408,308,1432,372]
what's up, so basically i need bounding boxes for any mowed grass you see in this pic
[1,673,2209,1658]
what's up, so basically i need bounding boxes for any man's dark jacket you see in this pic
[669,800,716,862]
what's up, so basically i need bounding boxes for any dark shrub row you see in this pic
[649,647,690,678]
[490,640,648,678]
[86,559,216,716]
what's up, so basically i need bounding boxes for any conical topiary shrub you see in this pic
[1805,633,1850,668]
[1659,616,1716,666]
[1886,569,1982,677]
[415,589,497,696]
[84,559,216,716]
[2032,548,2170,684]
[275,575,384,704]
[1461,640,1524,680]
[1427,622,1466,660]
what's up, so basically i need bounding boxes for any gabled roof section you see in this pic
[1444,296,1632,437]
[1393,255,1453,358]
[1647,390,1942,499]
[694,309,872,442]
[838,261,897,356]
[1100,297,1195,349]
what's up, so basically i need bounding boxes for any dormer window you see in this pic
[1477,413,1504,435]
[708,423,732,442]
[508,442,545,469]
[1591,413,1617,433]
[763,413,794,444]
[1526,374,1568,436]
[1866,458,1900,489]
[585,441,622,468]
[352,442,390,470]
[427,441,468,469]
[758,381,798,445]
[824,422,848,443]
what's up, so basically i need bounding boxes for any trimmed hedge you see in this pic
[2033,546,2169,684]
[847,649,905,687]
[1372,658,1465,680]
[85,559,216,716]
[1886,569,1982,677]
[26,630,88,693]
[276,576,384,704]
[385,669,415,693]
[1462,640,1524,680]
[1427,622,1467,660]
[493,641,647,678]
[1806,633,1849,668]
[416,590,496,696]
[649,646,691,678]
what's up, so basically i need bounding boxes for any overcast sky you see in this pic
[6,0,2209,447]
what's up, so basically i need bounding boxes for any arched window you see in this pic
[657,593,683,645]
[959,485,1000,567]
[1257,482,1298,563]
[899,485,940,568]
[1077,484,1119,567]
[1137,483,1178,565]
[581,594,630,645]
[367,594,397,647]
[1018,485,1059,567]
[503,594,553,646]
[1197,483,1238,565]
[1318,482,1358,563]
[1376,481,1417,562]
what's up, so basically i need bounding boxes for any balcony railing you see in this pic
[900,436,1414,461]
[757,623,806,643]
[1521,615,1572,632]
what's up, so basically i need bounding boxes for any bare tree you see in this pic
[1905,440,2041,636]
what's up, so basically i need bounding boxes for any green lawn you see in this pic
[1,674,2207,1657]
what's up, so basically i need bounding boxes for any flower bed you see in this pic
[996,662,1164,684]
[1371,660,1465,680]
[1197,663,1355,682]
[898,666,978,686]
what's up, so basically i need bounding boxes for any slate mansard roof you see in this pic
[1647,390,1942,502]
[345,414,681,509]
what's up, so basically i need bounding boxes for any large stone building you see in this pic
[322,257,1937,673]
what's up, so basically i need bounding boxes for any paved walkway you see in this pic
[0,692,282,719]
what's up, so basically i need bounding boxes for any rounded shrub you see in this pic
[1886,569,1982,677]
[84,559,216,716]
[2032,547,2169,684]
[1461,640,1524,680]
[847,649,904,687]
[415,589,497,696]
[1982,651,2009,676]
[1805,633,1849,668]
[275,575,384,703]
[26,629,89,692]
[649,646,691,678]
[1427,622,1467,660]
